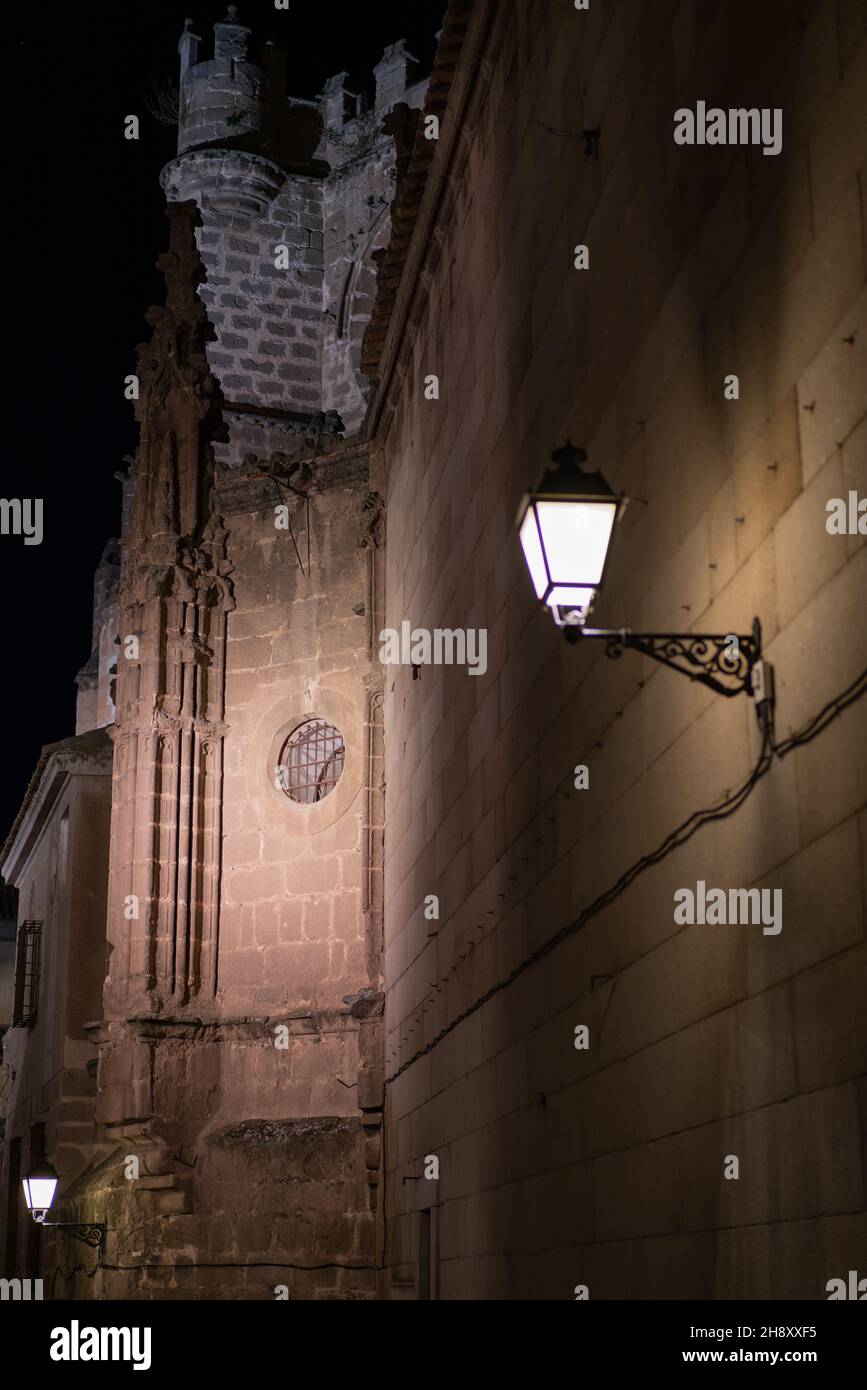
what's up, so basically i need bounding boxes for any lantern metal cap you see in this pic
[540,440,617,497]
[25,1158,58,1181]
[518,440,625,515]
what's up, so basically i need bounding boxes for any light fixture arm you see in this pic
[34,1215,106,1251]
[565,616,762,699]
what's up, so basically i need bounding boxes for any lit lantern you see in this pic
[21,1158,106,1249]
[22,1160,59,1222]
[516,442,626,626]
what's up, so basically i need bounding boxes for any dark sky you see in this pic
[2,0,445,846]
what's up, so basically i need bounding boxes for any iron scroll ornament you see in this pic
[565,617,762,698]
[34,1217,107,1250]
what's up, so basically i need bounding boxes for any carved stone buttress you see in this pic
[106,201,233,1024]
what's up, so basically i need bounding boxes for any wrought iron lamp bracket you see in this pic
[35,1216,106,1250]
[564,616,762,699]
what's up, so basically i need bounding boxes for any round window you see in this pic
[277,718,345,804]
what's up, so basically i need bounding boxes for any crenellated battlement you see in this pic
[163,7,428,435]
[176,8,425,173]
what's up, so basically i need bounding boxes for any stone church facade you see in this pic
[1,0,865,1301]
[1,7,426,1300]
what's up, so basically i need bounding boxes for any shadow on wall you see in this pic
[463,0,843,1296]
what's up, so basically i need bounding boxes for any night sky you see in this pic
[2,0,445,845]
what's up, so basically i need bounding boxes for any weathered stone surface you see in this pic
[373,0,867,1301]
[6,0,862,1309]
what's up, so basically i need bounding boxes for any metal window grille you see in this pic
[12,921,42,1028]
[279,719,345,804]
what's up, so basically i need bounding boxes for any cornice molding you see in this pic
[1,736,113,886]
[362,0,507,442]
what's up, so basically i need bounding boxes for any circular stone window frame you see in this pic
[258,685,362,836]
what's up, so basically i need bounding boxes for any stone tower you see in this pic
[162,7,425,437]
[61,9,427,1299]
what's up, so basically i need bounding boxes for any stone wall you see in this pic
[163,14,427,434]
[320,57,428,431]
[183,173,325,416]
[376,0,866,1299]
[2,13,421,1302]
[63,34,397,1280]
[322,146,397,432]
[219,469,378,1017]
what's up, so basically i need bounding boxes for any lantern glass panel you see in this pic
[518,508,549,599]
[23,1175,57,1212]
[535,499,618,587]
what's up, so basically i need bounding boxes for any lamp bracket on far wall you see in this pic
[565,616,763,699]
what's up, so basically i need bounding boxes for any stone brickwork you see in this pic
[166,171,326,415]
[22,9,414,1299]
[218,467,379,1017]
[162,10,426,435]
[374,0,866,1299]
[321,43,427,430]
[6,0,862,1307]
[56,1106,374,1300]
[322,147,396,431]
[53,195,385,1299]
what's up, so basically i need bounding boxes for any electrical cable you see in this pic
[50,1256,377,1299]
[771,666,866,757]
[261,468,311,576]
[262,469,309,578]
[385,665,867,1085]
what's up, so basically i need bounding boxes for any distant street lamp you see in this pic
[22,1160,106,1250]
[517,442,768,701]
[22,1159,59,1221]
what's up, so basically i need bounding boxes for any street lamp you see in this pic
[22,1160,106,1250]
[517,441,626,626]
[517,442,769,702]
